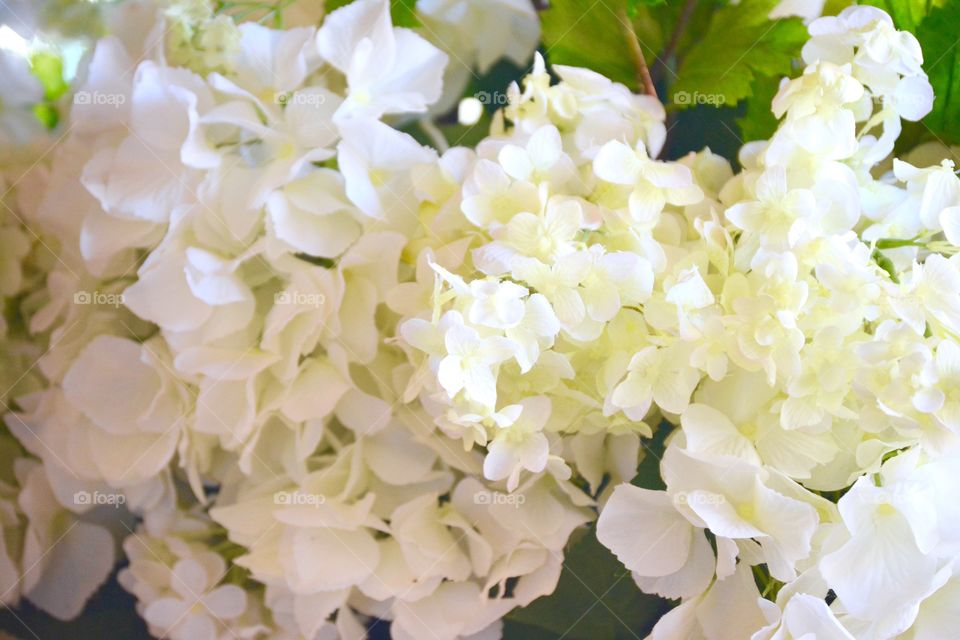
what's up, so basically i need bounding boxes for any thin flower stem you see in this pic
[617,7,657,100]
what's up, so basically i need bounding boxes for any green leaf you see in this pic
[390,0,421,28]
[670,0,806,110]
[631,418,672,490]
[822,0,855,15]
[323,0,353,11]
[736,74,781,142]
[323,0,420,27]
[860,0,945,31]
[916,0,960,144]
[504,525,668,639]
[540,0,639,90]
[628,0,666,16]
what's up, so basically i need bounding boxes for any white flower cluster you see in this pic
[2,1,960,638]
[591,7,960,639]
[398,4,960,639]
[0,49,121,623]
[3,0,579,637]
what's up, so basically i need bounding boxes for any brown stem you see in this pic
[653,0,697,85]
[617,7,657,99]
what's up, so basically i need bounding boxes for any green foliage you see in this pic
[822,0,855,14]
[323,0,420,27]
[671,0,806,110]
[540,0,639,90]
[916,0,960,144]
[861,0,945,31]
[736,74,782,142]
[628,0,667,16]
[389,0,421,27]
[503,525,668,639]
[541,0,807,150]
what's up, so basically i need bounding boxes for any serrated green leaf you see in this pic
[917,0,960,144]
[540,0,639,90]
[670,0,806,109]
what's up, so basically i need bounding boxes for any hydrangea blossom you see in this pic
[2,2,960,639]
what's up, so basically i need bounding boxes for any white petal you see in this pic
[593,140,640,184]
[282,527,380,594]
[25,521,114,621]
[597,484,693,577]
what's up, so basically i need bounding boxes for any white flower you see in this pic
[753,592,855,640]
[914,338,960,432]
[461,158,541,229]
[143,555,247,640]
[483,395,552,491]
[593,138,703,225]
[266,170,362,258]
[0,49,44,151]
[726,168,820,249]
[82,62,218,222]
[19,336,188,488]
[892,254,960,337]
[609,344,701,420]
[497,124,579,190]
[663,446,821,583]
[212,23,317,99]
[436,312,516,407]
[418,0,539,74]
[317,0,447,121]
[15,460,115,621]
[467,278,528,329]
[337,118,435,219]
[499,193,583,262]
[770,62,864,160]
[597,483,713,600]
[819,469,941,628]
[892,159,960,232]
[504,293,561,373]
